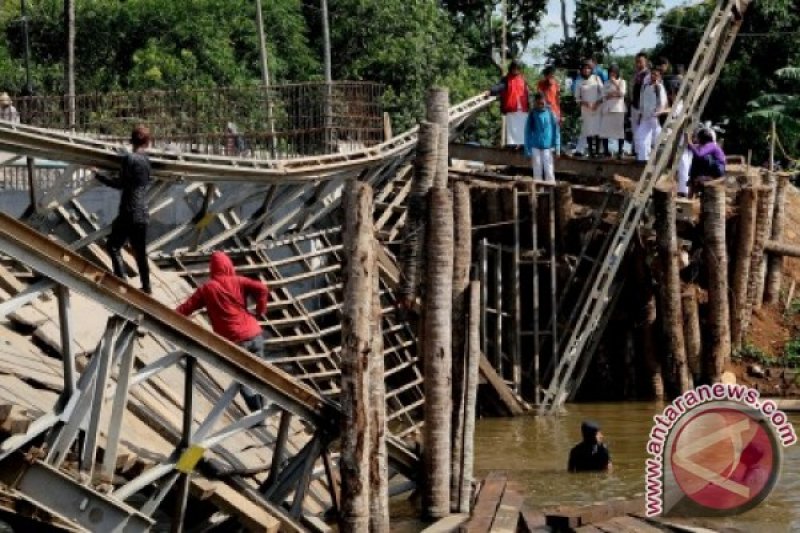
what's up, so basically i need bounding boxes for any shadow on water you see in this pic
[473,402,800,531]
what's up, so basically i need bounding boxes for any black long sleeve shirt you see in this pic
[96,152,152,224]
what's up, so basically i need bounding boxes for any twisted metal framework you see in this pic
[0,94,493,530]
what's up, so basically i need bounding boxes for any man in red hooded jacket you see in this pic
[176,251,269,411]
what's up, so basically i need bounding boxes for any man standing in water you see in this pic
[568,420,612,472]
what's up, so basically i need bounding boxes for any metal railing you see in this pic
[12,82,385,159]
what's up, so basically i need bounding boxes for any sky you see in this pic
[527,0,693,64]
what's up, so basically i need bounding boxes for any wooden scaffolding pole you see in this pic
[339,180,375,532]
[682,286,701,386]
[422,186,454,519]
[458,281,481,513]
[369,246,389,532]
[765,174,789,304]
[450,181,471,512]
[654,185,690,393]
[703,183,731,383]
[398,121,439,305]
[744,187,772,333]
[634,240,663,399]
[731,187,757,350]
[754,173,777,308]
[426,88,450,189]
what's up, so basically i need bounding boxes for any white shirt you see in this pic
[575,75,603,107]
[640,82,667,119]
[601,79,627,114]
[0,105,19,123]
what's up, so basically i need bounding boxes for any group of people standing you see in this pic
[487,54,725,194]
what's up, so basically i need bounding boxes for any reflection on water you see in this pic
[473,402,800,531]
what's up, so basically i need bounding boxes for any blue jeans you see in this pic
[238,334,266,412]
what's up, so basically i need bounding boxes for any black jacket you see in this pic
[96,152,152,225]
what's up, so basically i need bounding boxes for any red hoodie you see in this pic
[176,251,268,344]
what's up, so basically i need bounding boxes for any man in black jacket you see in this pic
[568,420,612,472]
[94,125,153,294]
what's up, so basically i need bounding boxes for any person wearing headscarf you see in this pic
[574,61,604,157]
[536,65,562,123]
[568,420,612,472]
[599,64,627,158]
[0,93,20,123]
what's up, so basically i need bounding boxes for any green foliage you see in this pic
[0,0,318,94]
[784,338,800,368]
[734,343,772,366]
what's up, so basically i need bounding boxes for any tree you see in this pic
[547,0,662,69]
[747,67,800,169]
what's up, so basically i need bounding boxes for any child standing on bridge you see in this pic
[176,251,270,411]
[94,125,153,294]
[524,92,560,182]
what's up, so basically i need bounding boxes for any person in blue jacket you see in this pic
[524,92,561,181]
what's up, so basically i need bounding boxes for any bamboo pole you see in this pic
[682,286,702,386]
[654,185,690,394]
[765,174,789,303]
[369,245,389,532]
[754,174,776,308]
[458,281,481,513]
[634,241,663,400]
[426,88,450,189]
[398,122,439,305]
[339,180,375,532]
[423,186,454,519]
[744,187,772,335]
[703,183,731,383]
[450,181,471,512]
[731,187,756,350]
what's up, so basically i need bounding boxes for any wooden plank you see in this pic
[460,472,507,533]
[489,488,524,533]
[421,514,470,532]
[518,507,547,533]
[478,355,526,416]
[592,515,664,533]
[190,478,280,533]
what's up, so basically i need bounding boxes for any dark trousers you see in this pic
[107,217,151,293]
[239,334,266,412]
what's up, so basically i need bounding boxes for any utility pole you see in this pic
[254,0,277,157]
[320,0,333,151]
[21,0,36,215]
[21,0,32,96]
[65,0,76,130]
[500,0,507,146]
[321,0,332,83]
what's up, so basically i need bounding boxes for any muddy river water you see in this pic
[473,402,800,531]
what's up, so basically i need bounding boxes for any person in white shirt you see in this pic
[0,93,20,123]
[575,61,604,158]
[599,65,627,158]
[630,53,651,158]
[635,69,668,161]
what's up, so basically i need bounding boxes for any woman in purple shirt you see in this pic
[687,128,725,196]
